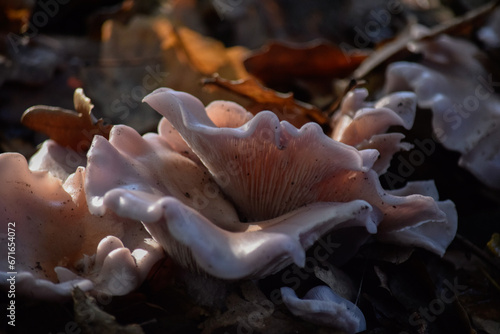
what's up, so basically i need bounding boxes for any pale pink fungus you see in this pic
[0,85,458,332]
[0,153,163,300]
[82,88,456,281]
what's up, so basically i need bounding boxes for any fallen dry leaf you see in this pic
[173,26,250,80]
[359,243,415,265]
[363,252,476,334]
[313,265,357,301]
[244,40,369,87]
[202,74,328,127]
[21,88,112,151]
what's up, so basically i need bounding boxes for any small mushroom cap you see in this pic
[281,285,366,333]
[332,88,417,174]
[333,89,415,146]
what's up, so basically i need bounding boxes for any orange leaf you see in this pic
[21,88,112,151]
[173,26,250,80]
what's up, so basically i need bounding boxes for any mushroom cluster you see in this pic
[0,87,457,332]
[85,88,456,279]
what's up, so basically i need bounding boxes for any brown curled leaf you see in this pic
[202,74,328,127]
[21,88,112,151]
[243,40,369,87]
